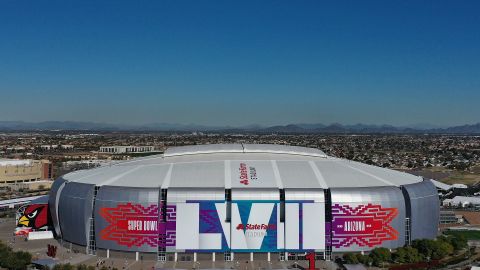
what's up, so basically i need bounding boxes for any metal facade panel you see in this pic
[277,161,321,188]
[164,144,244,157]
[284,189,324,202]
[284,189,326,251]
[285,203,300,250]
[315,160,387,188]
[243,144,326,157]
[48,178,66,237]
[403,180,440,240]
[303,203,326,250]
[73,166,136,185]
[231,188,279,201]
[330,187,406,252]
[94,186,159,252]
[230,161,278,188]
[108,164,169,187]
[170,161,225,188]
[167,188,224,203]
[58,182,95,246]
[347,161,422,186]
[175,203,200,250]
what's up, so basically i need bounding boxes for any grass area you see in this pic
[442,171,480,185]
[444,230,480,240]
[408,166,480,185]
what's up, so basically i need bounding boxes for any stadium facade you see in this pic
[47,144,439,261]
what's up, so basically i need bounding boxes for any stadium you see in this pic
[46,144,439,261]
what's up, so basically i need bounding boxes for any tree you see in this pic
[441,234,468,251]
[412,239,435,259]
[369,247,391,267]
[343,253,359,264]
[393,247,407,263]
[356,254,373,265]
[431,240,453,260]
[0,241,32,270]
[393,246,422,263]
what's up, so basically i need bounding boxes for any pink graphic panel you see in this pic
[331,203,398,248]
[100,203,161,248]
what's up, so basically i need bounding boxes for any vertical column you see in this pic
[401,187,412,246]
[324,189,332,261]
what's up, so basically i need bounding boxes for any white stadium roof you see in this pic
[62,144,423,188]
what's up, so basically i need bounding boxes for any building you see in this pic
[452,184,468,189]
[48,144,439,262]
[0,159,53,187]
[439,211,461,224]
[443,196,480,208]
[99,146,156,154]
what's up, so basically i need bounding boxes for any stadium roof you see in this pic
[62,144,423,189]
[430,179,452,191]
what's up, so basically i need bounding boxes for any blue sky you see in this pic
[0,1,479,126]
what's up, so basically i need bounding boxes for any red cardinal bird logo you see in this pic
[17,204,48,229]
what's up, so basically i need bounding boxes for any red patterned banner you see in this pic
[331,203,399,248]
[99,203,160,248]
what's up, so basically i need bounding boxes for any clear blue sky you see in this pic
[0,1,479,127]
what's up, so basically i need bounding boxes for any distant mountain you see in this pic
[437,123,480,134]
[263,124,306,133]
[0,121,479,134]
[0,121,122,131]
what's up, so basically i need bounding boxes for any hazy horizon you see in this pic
[1,1,479,126]
[0,119,479,129]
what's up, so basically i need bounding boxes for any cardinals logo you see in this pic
[17,204,49,229]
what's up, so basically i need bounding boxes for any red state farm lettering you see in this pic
[239,163,249,185]
[238,163,258,185]
[236,223,276,230]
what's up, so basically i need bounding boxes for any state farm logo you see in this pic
[236,223,276,230]
[239,162,258,185]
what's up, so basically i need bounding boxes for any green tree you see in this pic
[412,239,435,259]
[443,234,468,251]
[53,263,75,270]
[356,254,373,266]
[394,246,422,263]
[393,247,407,263]
[343,253,359,264]
[0,241,32,270]
[431,240,453,260]
[369,247,391,267]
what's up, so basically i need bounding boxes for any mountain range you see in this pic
[0,121,479,134]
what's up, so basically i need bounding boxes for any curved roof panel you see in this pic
[61,144,423,188]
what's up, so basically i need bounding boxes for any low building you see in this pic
[439,211,461,224]
[99,145,156,154]
[452,183,468,189]
[443,196,480,208]
[10,179,54,191]
[0,159,53,187]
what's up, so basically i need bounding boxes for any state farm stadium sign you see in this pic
[238,162,257,185]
